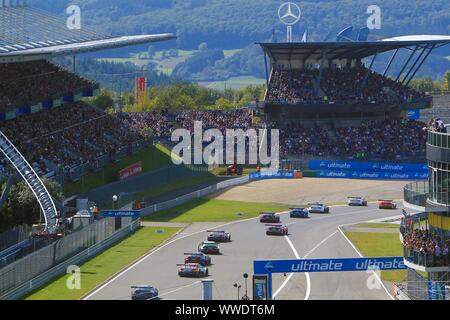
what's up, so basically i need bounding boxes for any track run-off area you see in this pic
[84,200,412,301]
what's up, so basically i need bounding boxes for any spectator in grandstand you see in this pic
[265,64,424,106]
[0,60,97,111]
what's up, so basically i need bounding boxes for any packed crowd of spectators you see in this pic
[403,228,450,266]
[121,110,427,160]
[0,60,97,111]
[0,102,146,174]
[266,63,424,105]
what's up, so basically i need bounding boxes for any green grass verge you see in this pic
[143,198,290,223]
[345,232,406,282]
[352,223,400,229]
[136,172,221,202]
[63,144,172,196]
[25,226,180,300]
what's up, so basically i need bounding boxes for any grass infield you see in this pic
[345,231,406,283]
[25,226,180,300]
[143,198,290,223]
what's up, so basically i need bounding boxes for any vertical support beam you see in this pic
[263,51,270,91]
[267,272,273,300]
[395,46,419,81]
[402,46,428,85]
[405,45,435,87]
[360,51,378,90]
[383,48,399,77]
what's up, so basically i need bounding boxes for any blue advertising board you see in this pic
[250,170,295,180]
[101,210,140,219]
[407,110,421,120]
[254,257,406,275]
[309,160,427,173]
[428,280,446,300]
[316,170,428,180]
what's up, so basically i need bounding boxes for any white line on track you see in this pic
[273,230,338,300]
[157,281,202,299]
[83,203,403,300]
[82,216,264,300]
[337,223,394,300]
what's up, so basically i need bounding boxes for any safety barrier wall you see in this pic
[0,220,140,300]
[0,217,125,296]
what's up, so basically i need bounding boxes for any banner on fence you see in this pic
[308,160,427,173]
[119,162,143,180]
[316,170,428,180]
[249,170,296,180]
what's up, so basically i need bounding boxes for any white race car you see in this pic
[307,203,330,214]
[347,197,368,206]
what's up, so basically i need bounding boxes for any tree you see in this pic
[198,42,208,52]
[0,178,64,231]
[90,89,114,110]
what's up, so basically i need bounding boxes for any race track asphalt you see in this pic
[84,203,412,301]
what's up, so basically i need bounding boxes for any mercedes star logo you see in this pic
[278,2,301,26]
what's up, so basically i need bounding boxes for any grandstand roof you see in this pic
[0,4,175,60]
[0,34,176,58]
[259,37,450,62]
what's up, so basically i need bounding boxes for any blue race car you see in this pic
[289,208,309,218]
[131,285,159,300]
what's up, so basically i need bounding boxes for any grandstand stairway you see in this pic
[0,130,59,234]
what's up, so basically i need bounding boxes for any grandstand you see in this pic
[0,1,175,236]
[259,38,450,125]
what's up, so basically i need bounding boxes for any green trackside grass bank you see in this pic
[63,144,172,196]
[352,223,400,229]
[344,231,406,283]
[143,198,290,223]
[25,226,180,300]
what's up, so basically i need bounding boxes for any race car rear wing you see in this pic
[184,253,201,255]
[289,207,306,210]
[206,230,226,233]
[265,224,283,227]
[378,199,394,202]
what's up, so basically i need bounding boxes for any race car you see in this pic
[307,203,330,214]
[259,212,280,223]
[265,224,289,236]
[198,241,221,255]
[347,197,368,206]
[131,285,159,300]
[177,263,209,278]
[378,200,397,210]
[289,208,309,218]
[207,230,232,242]
[184,252,212,266]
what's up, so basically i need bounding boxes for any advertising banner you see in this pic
[316,170,428,180]
[101,210,140,219]
[254,257,406,275]
[249,170,295,180]
[119,162,143,180]
[309,160,427,173]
